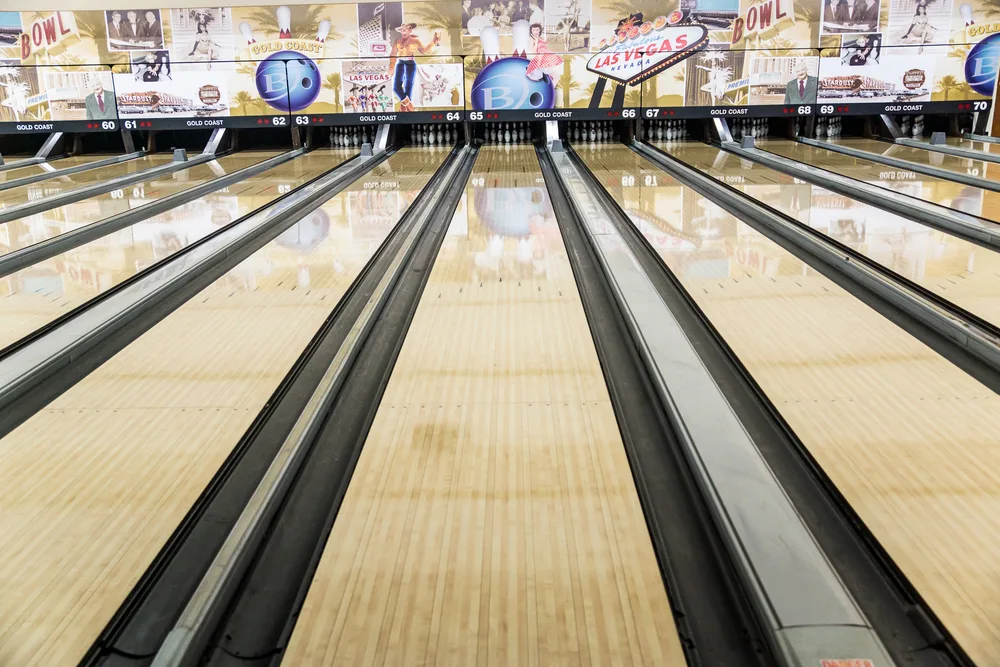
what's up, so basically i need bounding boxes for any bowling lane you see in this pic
[758,138,1000,223]
[0,153,177,210]
[283,146,683,667]
[0,151,280,260]
[937,137,1000,156]
[0,150,339,352]
[0,147,446,666]
[662,141,1000,329]
[578,143,1000,667]
[0,154,122,184]
[823,137,1000,185]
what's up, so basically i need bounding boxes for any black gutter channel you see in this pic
[202,145,477,666]
[537,146,771,667]
[576,140,975,667]
[0,149,386,446]
[0,147,310,278]
[636,141,1000,394]
[80,145,472,666]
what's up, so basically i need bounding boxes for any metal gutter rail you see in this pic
[796,136,1000,193]
[636,141,1000,378]
[0,149,146,193]
[0,149,386,438]
[0,150,218,224]
[725,139,1000,249]
[0,147,307,277]
[896,136,1000,165]
[150,145,475,667]
[548,146,896,667]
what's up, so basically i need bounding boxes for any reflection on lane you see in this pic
[757,138,998,222]
[0,151,279,260]
[283,146,683,667]
[0,150,347,351]
[576,143,1000,667]
[0,147,448,667]
[826,137,1000,184]
[0,153,176,210]
[663,141,1000,328]
[0,154,114,184]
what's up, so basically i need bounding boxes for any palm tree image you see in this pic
[935,74,963,100]
[411,3,463,56]
[232,89,266,116]
[324,72,343,112]
[562,60,581,106]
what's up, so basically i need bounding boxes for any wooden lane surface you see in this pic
[578,144,1000,667]
[0,153,177,210]
[663,141,1000,333]
[0,150,282,261]
[0,154,115,184]
[0,151,328,352]
[283,146,683,667]
[757,138,998,221]
[0,147,445,666]
[831,137,1000,185]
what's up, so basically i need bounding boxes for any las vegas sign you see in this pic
[588,13,709,86]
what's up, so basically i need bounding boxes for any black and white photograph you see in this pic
[544,0,590,52]
[840,33,882,65]
[130,50,172,82]
[821,0,881,34]
[169,8,235,69]
[886,0,949,49]
[106,9,165,52]
[463,0,545,36]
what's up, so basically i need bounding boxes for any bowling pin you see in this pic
[481,27,501,64]
[504,123,511,143]
[276,5,292,39]
[238,21,257,45]
[512,20,531,59]
[437,125,444,143]
[316,19,331,43]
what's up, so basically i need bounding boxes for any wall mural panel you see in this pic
[0,0,995,131]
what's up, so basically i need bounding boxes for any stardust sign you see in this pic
[587,15,709,86]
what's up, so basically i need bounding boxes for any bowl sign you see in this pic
[587,21,709,86]
[902,69,926,90]
[199,85,221,105]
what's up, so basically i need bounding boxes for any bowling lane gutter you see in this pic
[555,143,965,667]
[894,136,1000,165]
[0,149,146,194]
[0,147,308,278]
[0,147,388,443]
[964,132,1000,144]
[0,150,220,225]
[538,146,771,667]
[796,136,1000,194]
[637,140,1000,387]
[106,146,475,667]
[724,139,1000,251]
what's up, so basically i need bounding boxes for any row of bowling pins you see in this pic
[483,122,531,144]
[898,114,925,137]
[732,118,770,140]
[815,117,841,138]
[330,126,373,148]
[565,122,617,143]
[643,120,688,142]
[411,123,458,145]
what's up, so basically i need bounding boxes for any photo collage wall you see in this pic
[0,0,997,124]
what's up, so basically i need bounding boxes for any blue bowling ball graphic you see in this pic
[966,33,1000,97]
[255,50,321,112]
[470,57,556,111]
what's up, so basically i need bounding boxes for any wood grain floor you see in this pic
[0,154,112,184]
[0,148,442,666]
[0,153,177,210]
[0,151,279,261]
[829,137,1000,185]
[665,141,1000,331]
[578,144,1000,667]
[282,146,683,667]
[758,138,998,222]
[0,151,326,352]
